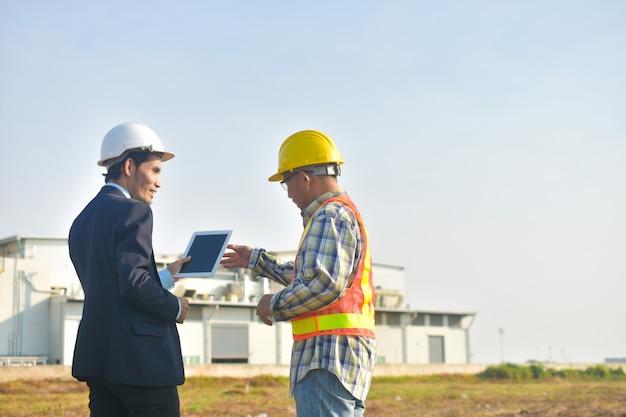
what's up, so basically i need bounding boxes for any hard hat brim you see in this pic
[98,150,175,167]
[268,162,343,182]
[268,171,286,182]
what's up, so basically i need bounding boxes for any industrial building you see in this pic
[0,235,476,367]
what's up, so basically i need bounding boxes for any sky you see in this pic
[1,1,625,365]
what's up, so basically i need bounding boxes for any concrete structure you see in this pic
[0,235,476,367]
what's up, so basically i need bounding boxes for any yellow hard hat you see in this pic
[268,130,345,182]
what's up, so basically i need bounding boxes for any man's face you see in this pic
[128,155,163,205]
[283,171,310,211]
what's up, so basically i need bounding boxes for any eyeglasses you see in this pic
[280,167,327,190]
[280,172,299,190]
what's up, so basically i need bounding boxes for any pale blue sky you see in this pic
[1,1,625,364]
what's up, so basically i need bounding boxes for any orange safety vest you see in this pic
[290,195,376,340]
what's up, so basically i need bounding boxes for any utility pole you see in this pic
[498,327,504,363]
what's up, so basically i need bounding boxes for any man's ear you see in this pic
[122,158,134,176]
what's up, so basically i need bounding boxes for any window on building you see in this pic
[412,314,426,326]
[448,315,462,328]
[430,314,444,326]
[214,271,237,281]
[183,356,201,365]
[186,307,203,321]
[386,313,401,326]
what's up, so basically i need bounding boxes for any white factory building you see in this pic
[0,235,476,367]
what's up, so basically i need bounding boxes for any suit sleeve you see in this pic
[116,202,180,321]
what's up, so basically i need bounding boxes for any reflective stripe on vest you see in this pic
[290,195,375,340]
[291,313,376,335]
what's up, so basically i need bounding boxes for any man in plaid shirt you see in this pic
[221,130,376,417]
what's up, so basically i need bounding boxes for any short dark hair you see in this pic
[103,151,163,183]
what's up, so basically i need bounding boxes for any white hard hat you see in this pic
[98,122,175,167]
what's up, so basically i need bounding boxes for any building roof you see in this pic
[0,235,68,247]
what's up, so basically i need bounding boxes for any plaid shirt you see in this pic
[249,189,376,400]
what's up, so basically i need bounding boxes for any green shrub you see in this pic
[528,364,545,379]
[584,365,609,378]
[581,365,626,379]
[479,363,532,380]
[478,364,626,381]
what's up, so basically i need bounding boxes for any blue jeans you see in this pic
[293,369,366,417]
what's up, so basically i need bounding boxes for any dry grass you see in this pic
[0,376,625,416]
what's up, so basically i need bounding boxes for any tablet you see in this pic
[175,230,232,278]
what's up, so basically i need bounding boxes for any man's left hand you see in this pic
[167,256,192,281]
[256,294,275,326]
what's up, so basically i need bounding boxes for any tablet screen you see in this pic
[175,230,232,278]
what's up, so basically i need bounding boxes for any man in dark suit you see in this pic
[69,122,191,417]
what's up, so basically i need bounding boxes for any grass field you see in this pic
[1,375,625,417]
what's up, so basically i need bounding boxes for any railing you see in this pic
[0,356,48,366]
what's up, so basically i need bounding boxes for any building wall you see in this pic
[2,236,475,367]
[0,257,16,353]
[178,321,205,364]
[58,301,474,367]
[368,325,471,365]
[0,237,79,295]
[0,256,56,357]
[409,326,469,364]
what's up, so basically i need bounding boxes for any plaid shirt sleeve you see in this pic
[269,202,360,322]
[249,248,294,287]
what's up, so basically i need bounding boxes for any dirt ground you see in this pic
[1,377,625,417]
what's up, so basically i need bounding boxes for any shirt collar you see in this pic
[105,182,131,199]
[301,188,347,226]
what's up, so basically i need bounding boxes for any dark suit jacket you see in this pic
[69,185,184,387]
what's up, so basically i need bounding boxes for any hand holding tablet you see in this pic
[175,230,232,278]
